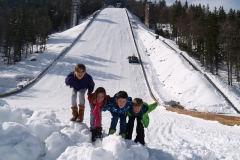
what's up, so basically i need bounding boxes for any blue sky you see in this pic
[164,0,240,12]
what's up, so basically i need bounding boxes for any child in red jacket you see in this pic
[88,87,111,142]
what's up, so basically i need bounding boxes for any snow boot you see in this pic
[90,128,97,142]
[109,128,116,135]
[76,104,84,122]
[70,106,78,121]
[120,133,126,139]
[96,127,102,138]
[134,137,145,145]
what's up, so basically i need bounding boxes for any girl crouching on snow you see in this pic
[65,63,95,122]
[88,87,111,142]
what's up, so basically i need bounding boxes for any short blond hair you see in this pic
[132,98,143,108]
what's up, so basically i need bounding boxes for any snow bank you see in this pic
[0,105,33,125]
[44,132,75,160]
[58,134,150,160]
[26,110,62,142]
[0,106,151,160]
[57,144,115,160]
[0,122,44,160]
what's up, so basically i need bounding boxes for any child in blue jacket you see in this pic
[101,91,132,139]
[65,63,95,122]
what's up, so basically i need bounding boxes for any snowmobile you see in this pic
[128,54,139,63]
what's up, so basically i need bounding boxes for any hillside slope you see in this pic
[0,8,240,160]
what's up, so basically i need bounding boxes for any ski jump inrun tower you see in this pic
[71,0,81,27]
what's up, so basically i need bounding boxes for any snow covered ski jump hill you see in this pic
[0,8,240,160]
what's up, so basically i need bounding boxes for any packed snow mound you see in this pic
[58,134,150,160]
[0,106,152,160]
[0,106,33,125]
[57,144,115,160]
[26,110,62,142]
[0,122,45,160]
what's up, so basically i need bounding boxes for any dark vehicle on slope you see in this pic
[128,54,139,63]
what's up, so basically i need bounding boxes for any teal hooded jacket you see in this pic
[127,102,158,128]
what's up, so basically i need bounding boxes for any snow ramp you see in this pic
[1,8,240,160]
[2,8,155,116]
[126,10,240,126]
[2,8,240,126]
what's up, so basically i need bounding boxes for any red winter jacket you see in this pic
[88,93,111,127]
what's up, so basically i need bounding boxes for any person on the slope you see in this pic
[88,87,111,142]
[65,63,95,122]
[101,91,132,139]
[126,98,159,145]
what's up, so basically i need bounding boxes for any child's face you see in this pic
[133,106,141,114]
[97,93,105,103]
[115,98,127,108]
[74,68,86,80]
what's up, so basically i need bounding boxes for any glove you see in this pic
[100,106,104,110]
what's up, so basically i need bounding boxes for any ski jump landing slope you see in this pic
[3,8,153,121]
[2,8,240,159]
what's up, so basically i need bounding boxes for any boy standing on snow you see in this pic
[65,63,95,122]
[101,91,132,139]
[126,98,158,145]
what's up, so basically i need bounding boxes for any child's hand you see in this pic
[100,106,104,110]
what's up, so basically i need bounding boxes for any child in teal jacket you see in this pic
[126,98,158,145]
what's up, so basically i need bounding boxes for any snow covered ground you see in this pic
[0,8,240,160]
[127,11,240,114]
[0,16,94,95]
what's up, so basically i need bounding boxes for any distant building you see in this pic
[105,0,127,8]
[116,3,121,8]
[145,2,155,29]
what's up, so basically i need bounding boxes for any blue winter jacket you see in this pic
[65,72,95,95]
[101,93,132,115]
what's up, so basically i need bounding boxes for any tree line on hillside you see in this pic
[170,1,240,86]
[1,0,72,64]
[127,0,240,86]
[0,0,106,65]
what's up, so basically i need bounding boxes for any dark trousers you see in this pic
[126,115,145,145]
[110,111,126,134]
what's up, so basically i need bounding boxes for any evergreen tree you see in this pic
[3,13,16,64]
[193,4,206,65]
[171,0,183,43]
[159,0,166,8]
[205,11,220,74]
[235,11,240,82]
[218,6,226,22]
[184,0,188,10]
